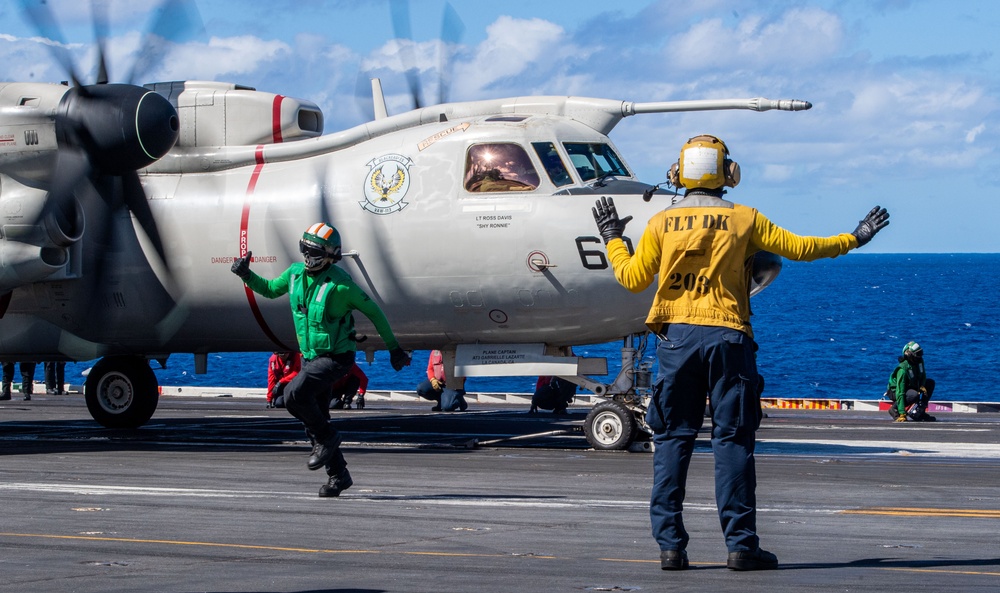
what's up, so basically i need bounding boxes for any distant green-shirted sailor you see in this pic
[592,135,890,572]
[886,341,936,422]
[231,222,411,497]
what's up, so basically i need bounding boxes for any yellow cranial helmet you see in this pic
[667,134,741,190]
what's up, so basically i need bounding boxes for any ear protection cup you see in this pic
[724,159,740,188]
[667,161,680,187]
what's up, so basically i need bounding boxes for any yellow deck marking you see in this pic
[880,567,1000,577]
[0,532,555,559]
[841,507,1000,518]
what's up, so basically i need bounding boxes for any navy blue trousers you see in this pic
[646,324,763,553]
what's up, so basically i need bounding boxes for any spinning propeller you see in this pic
[358,0,464,116]
[20,0,201,272]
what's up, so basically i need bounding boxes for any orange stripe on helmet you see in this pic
[306,222,334,239]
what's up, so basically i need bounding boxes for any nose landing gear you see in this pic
[572,333,654,451]
[583,399,638,450]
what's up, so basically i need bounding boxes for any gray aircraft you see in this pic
[0,0,803,448]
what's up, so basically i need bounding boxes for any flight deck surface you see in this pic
[2,394,998,592]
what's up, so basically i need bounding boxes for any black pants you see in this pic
[45,362,65,392]
[329,376,362,409]
[416,380,443,403]
[3,362,36,393]
[897,379,935,416]
[284,352,355,474]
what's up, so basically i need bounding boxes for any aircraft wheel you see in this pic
[583,400,637,450]
[85,356,159,429]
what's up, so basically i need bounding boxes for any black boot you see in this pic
[660,549,689,570]
[727,548,778,571]
[307,433,342,471]
[0,383,10,401]
[318,468,353,498]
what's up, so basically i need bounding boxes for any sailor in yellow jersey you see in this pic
[592,135,889,572]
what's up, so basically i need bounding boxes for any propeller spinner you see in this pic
[56,83,179,175]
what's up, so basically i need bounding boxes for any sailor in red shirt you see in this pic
[267,352,301,408]
[329,363,369,410]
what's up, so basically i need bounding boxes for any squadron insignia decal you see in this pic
[361,154,412,214]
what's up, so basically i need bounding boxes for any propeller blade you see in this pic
[121,170,169,270]
[389,0,423,109]
[314,162,335,232]
[19,0,83,88]
[91,0,111,84]
[126,0,205,84]
[437,2,464,105]
[78,173,116,309]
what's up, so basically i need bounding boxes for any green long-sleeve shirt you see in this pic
[887,359,927,415]
[243,262,399,360]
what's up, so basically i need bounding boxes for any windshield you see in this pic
[531,142,572,187]
[563,142,630,182]
[464,143,540,192]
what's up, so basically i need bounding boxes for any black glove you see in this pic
[851,206,889,247]
[231,251,252,279]
[389,347,411,371]
[592,196,633,244]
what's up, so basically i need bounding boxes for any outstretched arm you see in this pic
[232,251,292,298]
[348,286,410,371]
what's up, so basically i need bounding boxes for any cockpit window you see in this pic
[464,143,540,192]
[531,142,572,187]
[563,142,630,182]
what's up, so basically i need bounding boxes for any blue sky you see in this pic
[1,0,997,252]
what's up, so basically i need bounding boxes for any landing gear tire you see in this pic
[583,400,638,451]
[84,355,159,429]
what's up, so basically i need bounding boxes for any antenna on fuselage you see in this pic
[371,78,388,120]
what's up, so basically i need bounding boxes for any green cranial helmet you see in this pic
[299,222,342,270]
[902,341,923,358]
[302,222,341,250]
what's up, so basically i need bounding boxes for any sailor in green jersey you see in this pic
[232,222,411,497]
[886,341,936,422]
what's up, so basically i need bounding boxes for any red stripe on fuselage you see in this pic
[271,95,284,144]
[241,145,293,351]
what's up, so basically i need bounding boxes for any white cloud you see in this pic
[761,164,794,182]
[457,16,568,95]
[965,123,985,143]
[666,7,843,71]
[146,36,291,81]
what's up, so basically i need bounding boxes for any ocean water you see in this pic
[60,254,999,402]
